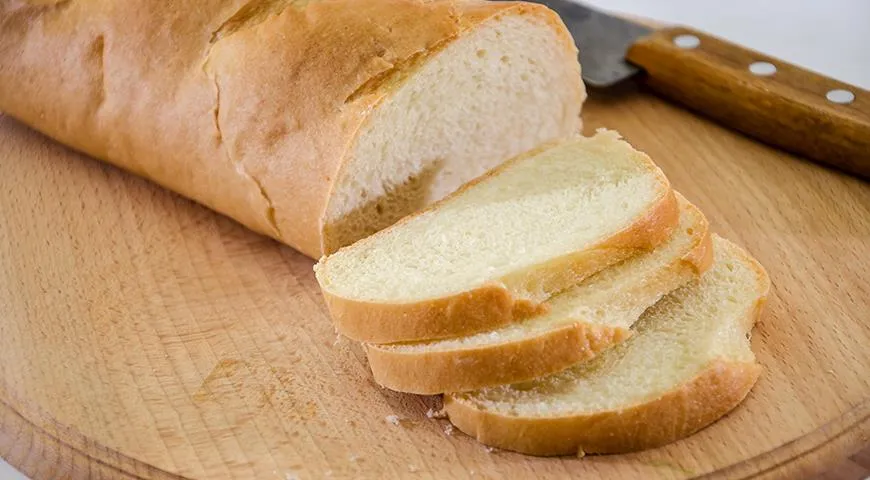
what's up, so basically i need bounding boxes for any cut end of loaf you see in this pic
[321,9,585,253]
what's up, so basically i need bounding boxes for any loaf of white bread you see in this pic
[315,131,769,455]
[1,0,767,457]
[0,0,584,258]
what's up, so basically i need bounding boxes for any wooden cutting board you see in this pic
[1,85,868,480]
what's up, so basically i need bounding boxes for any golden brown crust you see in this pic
[322,284,545,344]
[363,198,712,393]
[365,323,632,395]
[323,187,680,343]
[444,359,762,456]
[0,0,568,258]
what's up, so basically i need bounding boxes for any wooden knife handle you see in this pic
[626,26,870,179]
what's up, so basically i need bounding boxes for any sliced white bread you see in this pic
[444,236,769,456]
[315,131,679,343]
[365,194,712,394]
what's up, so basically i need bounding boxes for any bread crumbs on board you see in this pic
[385,414,401,426]
[426,407,447,419]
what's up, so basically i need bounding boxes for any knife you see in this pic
[526,0,870,180]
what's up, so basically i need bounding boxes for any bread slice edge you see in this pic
[443,357,762,456]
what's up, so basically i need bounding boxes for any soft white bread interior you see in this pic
[365,194,712,394]
[323,12,586,252]
[444,236,769,456]
[315,131,680,343]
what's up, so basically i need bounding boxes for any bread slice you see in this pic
[0,1,585,258]
[315,131,679,343]
[444,236,769,455]
[365,194,712,394]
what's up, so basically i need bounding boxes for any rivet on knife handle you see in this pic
[626,26,870,180]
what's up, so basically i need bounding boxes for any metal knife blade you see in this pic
[523,0,651,87]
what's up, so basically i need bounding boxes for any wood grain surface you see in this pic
[1,85,869,479]
[626,26,870,179]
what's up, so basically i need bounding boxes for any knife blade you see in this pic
[527,0,651,87]
[524,0,870,179]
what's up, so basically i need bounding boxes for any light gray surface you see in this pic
[0,463,27,480]
[583,0,870,89]
[1,0,867,478]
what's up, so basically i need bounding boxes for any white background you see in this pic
[1,1,868,478]
[583,0,870,89]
